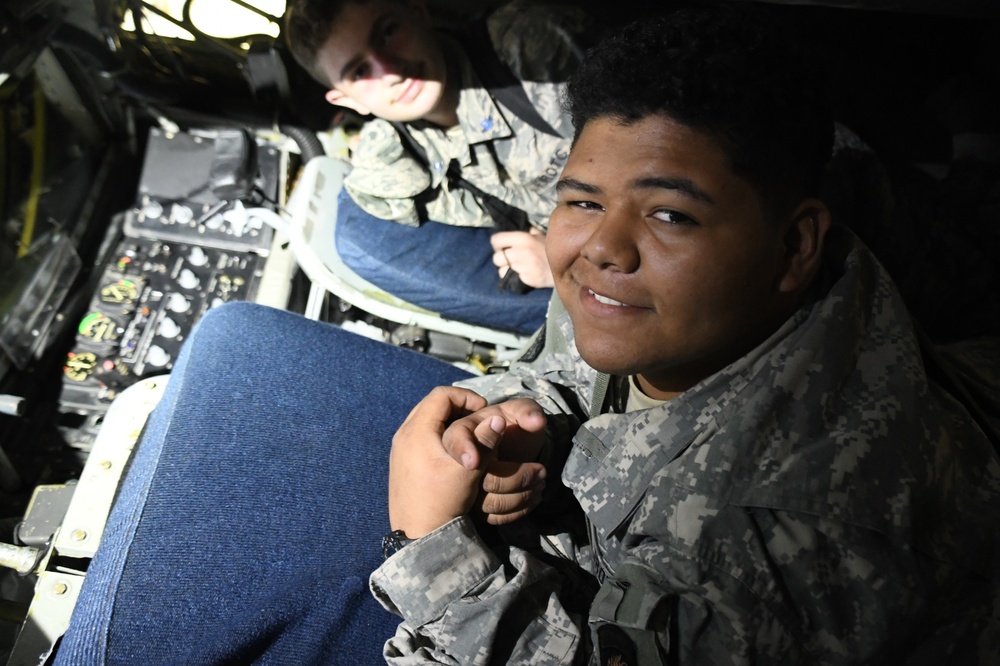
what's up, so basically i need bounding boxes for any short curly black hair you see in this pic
[565,4,833,214]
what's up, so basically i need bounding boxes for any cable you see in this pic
[240,206,290,236]
[18,74,46,258]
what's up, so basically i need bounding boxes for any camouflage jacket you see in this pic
[342,0,588,229]
[370,226,1000,665]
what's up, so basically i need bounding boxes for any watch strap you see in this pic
[381,529,414,560]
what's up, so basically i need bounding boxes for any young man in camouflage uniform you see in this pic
[378,8,1000,663]
[285,0,593,333]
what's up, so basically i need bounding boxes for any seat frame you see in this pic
[284,157,529,350]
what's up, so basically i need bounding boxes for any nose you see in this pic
[579,207,640,273]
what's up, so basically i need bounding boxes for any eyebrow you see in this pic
[338,48,365,82]
[634,176,715,204]
[337,13,393,82]
[556,175,715,204]
[556,178,600,194]
[556,176,715,204]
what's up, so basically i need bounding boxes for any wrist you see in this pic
[390,517,449,540]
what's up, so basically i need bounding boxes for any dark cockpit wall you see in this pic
[60,0,1000,345]
[0,0,998,662]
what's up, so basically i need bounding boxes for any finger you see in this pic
[496,399,548,434]
[442,399,548,472]
[481,460,546,495]
[393,388,488,471]
[481,486,544,525]
[481,482,545,517]
[473,414,507,455]
[442,411,507,471]
[490,231,522,249]
[492,249,509,268]
[400,386,487,429]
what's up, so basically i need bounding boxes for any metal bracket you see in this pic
[6,375,168,665]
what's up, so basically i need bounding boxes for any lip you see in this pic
[577,283,647,317]
[394,78,421,104]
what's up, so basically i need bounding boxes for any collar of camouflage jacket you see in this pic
[445,36,515,147]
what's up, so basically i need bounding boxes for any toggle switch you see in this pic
[142,199,164,220]
[187,246,209,267]
[146,345,171,367]
[173,204,194,225]
[166,293,190,313]
[177,268,200,290]
[157,316,181,339]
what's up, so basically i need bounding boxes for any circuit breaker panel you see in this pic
[59,127,284,450]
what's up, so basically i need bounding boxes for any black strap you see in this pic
[455,18,563,139]
[390,124,531,234]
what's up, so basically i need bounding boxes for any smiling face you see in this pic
[315,0,455,125]
[548,115,821,401]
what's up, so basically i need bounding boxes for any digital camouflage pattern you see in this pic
[370,227,1000,665]
[343,0,588,229]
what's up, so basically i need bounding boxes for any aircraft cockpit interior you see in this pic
[0,0,998,662]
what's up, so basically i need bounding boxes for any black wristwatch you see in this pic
[381,529,415,560]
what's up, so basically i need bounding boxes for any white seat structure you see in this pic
[282,156,530,350]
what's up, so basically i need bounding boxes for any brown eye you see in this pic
[351,62,371,82]
[652,209,696,226]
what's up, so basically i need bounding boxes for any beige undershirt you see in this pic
[626,375,667,412]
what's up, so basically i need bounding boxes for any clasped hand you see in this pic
[388,387,548,539]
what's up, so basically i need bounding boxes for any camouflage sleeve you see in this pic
[455,296,591,411]
[343,119,427,226]
[370,517,581,665]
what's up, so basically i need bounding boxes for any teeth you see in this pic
[589,289,626,307]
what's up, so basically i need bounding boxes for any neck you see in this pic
[423,85,459,127]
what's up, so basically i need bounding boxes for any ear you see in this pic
[777,198,832,294]
[324,88,371,116]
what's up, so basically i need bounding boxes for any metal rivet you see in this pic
[71,530,87,542]
[53,583,68,595]
[100,460,112,470]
